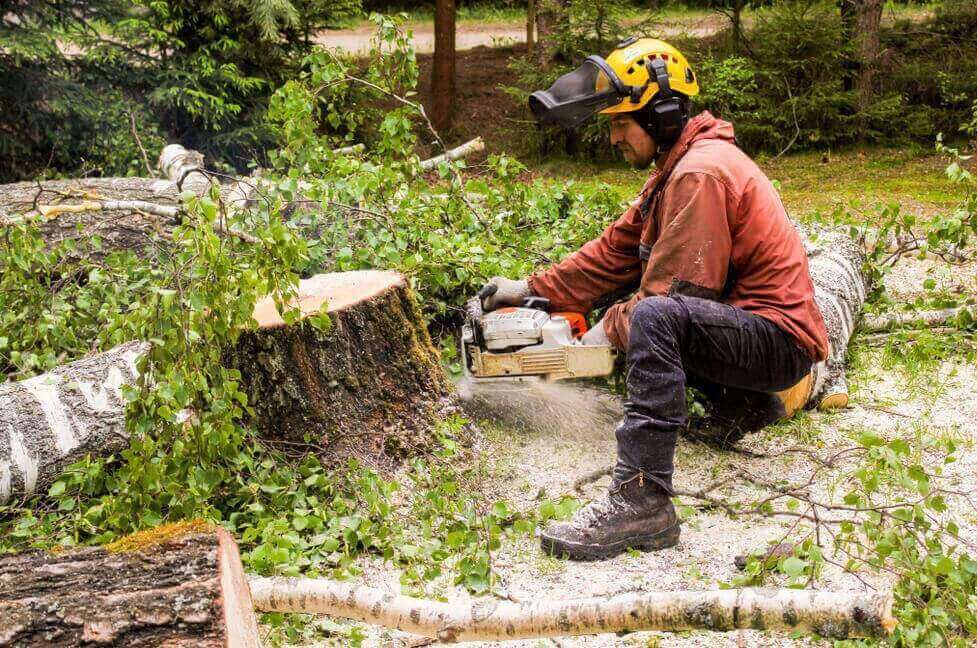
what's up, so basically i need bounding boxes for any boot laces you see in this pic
[570,490,634,531]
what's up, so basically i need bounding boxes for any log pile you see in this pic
[0,271,457,504]
[0,523,261,647]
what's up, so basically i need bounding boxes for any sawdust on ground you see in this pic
[292,256,976,647]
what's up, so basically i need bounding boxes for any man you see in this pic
[478,38,829,561]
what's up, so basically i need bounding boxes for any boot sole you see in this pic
[540,523,680,561]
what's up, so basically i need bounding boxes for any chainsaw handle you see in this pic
[477,283,498,300]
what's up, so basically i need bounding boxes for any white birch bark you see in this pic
[0,342,148,503]
[248,576,896,640]
[419,137,485,170]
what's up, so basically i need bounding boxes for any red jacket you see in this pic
[528,112,829,361]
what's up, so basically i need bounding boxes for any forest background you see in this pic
[4,0,977,181]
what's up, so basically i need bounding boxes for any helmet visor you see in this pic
[529,56,629,129]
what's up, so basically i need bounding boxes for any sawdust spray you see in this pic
[455,377,624,439]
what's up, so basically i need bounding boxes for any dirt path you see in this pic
[315,17,723,55]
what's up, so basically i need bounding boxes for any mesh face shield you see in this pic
[529,56,631,129]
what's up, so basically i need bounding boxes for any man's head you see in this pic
[528,37,699,162]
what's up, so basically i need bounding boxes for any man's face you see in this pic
[609,113,656,169]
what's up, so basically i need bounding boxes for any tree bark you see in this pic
[853,0,884,110]
[805,226,868,409]
[249,576,896,641]
[533,0,569,68]
[0,341,148,504]
[0,271,458,503]
[431,0,457,132]
[0,526,261,647]
[0,177,181,258]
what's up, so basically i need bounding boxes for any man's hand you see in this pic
[479,277,530,311]
[580,319,611,346]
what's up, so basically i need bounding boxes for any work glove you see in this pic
[580,318,611,346]
[479,276,531,311]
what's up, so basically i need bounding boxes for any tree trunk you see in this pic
[0,525,261,647]
[731,0,744,54]
[526,0,536,55]
[431,0,457,132]
[533,0,569,68]
[233,270,457,457]
[853,0,884,110]
[249,575,896,641]
[806,226,868,408]
[0,177,181,258]
[0,271,458,503]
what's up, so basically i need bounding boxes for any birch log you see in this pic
[0,526,261,647]
[0,271,457,503]
[861,305,974,332]
[804,226,869,409]
[249,576,896,641]
[419,137,485,170]
[158,143,214,195]
[0,341,147,504]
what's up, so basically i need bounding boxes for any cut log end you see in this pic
[251,270,405,328]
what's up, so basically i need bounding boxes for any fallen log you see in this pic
[0,271,457,503]
[805,226,869,409]
[861,305,974,332]
[0,341,148,503]
[0,177,181,256]
[248,576,896,641]
[419,137,485,170]
[0,523,261,647]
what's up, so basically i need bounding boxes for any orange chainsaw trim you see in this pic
[554,312,589,338]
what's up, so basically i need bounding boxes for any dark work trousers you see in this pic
[616,295,813,494]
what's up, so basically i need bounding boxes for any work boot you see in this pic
[540,472,679,561]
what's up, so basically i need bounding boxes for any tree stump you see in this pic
[237,270,457,458]
[0,523,261,647]
[0,272,457,503]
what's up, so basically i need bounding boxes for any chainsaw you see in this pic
[461,285,617,383]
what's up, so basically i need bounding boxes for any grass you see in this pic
[529,144,964,222]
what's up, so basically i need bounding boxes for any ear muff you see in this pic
[644,58,688,151]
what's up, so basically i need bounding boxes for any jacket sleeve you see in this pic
[603,172,734,350]
[527,201,644,313]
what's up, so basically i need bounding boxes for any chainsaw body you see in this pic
[461,295,616,383]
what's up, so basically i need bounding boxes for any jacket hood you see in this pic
[659,111,734,170]
[639,111,734,199]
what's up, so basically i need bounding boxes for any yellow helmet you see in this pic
[599,37,699,115]
[528,36,699,131]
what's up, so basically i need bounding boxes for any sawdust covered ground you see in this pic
[292,255,976,648]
